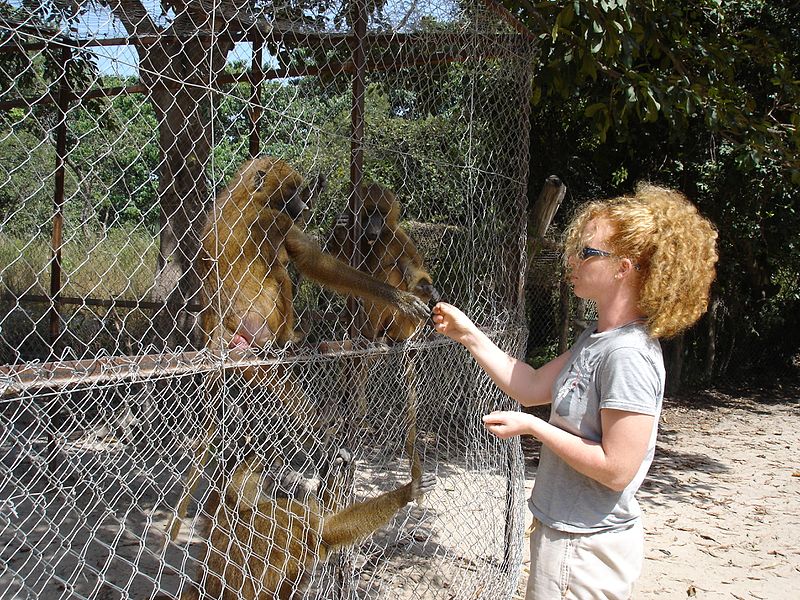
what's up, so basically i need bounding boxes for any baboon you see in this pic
[327,182,439,342]
[326,183,439,484]
[168,159,430,541]
[177,446,435,600]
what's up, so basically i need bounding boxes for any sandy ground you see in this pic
[517,382,800,600]
[3,380,797,599]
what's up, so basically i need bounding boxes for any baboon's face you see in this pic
[283,175,325,221]
[268,172,325,222]
[237,158,324,223]
[362,205,387,243]
[361,192,395,244]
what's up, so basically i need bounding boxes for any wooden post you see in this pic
[527,175,566,260]
[336,4,369,597]
[704,295,720,381]
[346,0,368,340]
[557,276,571,353]
[526,175,567,353]
[48,46,71,357]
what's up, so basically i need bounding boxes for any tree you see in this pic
[94,1,237,347]
[503,1,799,178]
[504,0,800,380]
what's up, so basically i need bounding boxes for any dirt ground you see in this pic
[517,380,800,600]
[3,378,797,599]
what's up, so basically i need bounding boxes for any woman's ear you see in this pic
[618,258,637,278]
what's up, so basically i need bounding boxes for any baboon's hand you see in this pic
[411,472,436,500]
[278,469,310,496]
[318,446,352,482]
[396,290,431,322]
[333,447,352,467]
[414,282,442,306]
[334,212,351,229]
[332,213,351,242]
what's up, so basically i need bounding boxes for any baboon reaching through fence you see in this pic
[176,444,435,600]
[167,158,431,541]
[199,158,430,350]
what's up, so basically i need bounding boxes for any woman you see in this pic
[432,184,718,599]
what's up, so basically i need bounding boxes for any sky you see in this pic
[6,0,461,77]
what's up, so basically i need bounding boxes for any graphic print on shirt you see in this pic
[554,348,592,419]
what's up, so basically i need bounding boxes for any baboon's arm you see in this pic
[284,226,429,321]
[321,472,434,549]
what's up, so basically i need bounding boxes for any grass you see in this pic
[0,228,160,362]
[0,228,158,301]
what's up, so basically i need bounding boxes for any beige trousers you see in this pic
[526,518,644,600]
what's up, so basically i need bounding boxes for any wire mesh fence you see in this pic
[1,1,537,598]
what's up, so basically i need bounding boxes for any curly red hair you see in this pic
[564,184,718,339]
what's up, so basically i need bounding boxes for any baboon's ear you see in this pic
[254,169,268,191]
[304,174,327,210]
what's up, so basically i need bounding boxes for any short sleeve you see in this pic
[598,347,661,415]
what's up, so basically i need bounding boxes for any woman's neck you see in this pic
[595,297,646,333]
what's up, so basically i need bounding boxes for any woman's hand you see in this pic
[432,302,477,344]
[482,410,538,439]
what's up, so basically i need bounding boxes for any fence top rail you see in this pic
[0,335,455,397]
[0,26,532,54]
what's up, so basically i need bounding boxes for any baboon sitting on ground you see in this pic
[177,444,435,599]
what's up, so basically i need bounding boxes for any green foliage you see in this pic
[203,77,472,229]
[69,87,161,231]
[504,0,800,178]
[0,128,82,237]
[527,342,559,369]
[514,0,800,377]
[0,0,107,130]
[361,84,467,223]
[0,232,50,296]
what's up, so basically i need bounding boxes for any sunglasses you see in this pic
[579,247,613,260]
[578,246,641,270]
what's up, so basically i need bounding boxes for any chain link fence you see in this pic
[0,1,538,598]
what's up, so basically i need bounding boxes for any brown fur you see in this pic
[326,183,436,342]
[179,450,434,600]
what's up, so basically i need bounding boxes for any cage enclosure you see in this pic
[0,1,536,598]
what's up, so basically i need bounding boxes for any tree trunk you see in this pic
[666,333,685,395]
[704,296,720,381]
[109,1,235,349]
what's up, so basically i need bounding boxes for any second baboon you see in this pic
[178,445,435,600]
[326,182,438,342]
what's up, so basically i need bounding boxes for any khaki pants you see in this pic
[526,518,644,600]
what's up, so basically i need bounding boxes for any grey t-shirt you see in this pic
[529,321,665,533]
